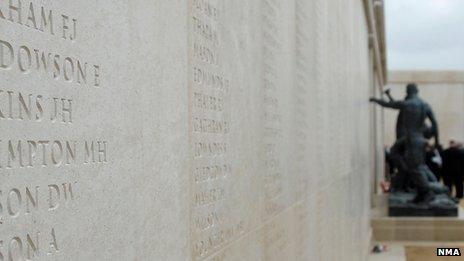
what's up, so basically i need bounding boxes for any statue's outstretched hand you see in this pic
[369,97,377,102]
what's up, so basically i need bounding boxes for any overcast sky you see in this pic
[385,0,464,70]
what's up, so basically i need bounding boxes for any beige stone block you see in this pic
[372,208,464,241]
[389,71,464,84]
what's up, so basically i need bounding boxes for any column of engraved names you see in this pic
[314,0,331,256]
[261,0,284,219]
[293,1,310,259]
[259,1,292,259]
[294,0,310,202]
[0,2,107,260]
[190,0,243,259]
[314,0,327,187]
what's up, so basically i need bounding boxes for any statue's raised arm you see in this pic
[369,97,404,110]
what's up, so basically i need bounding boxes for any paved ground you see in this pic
[369,200,464,260]
[369,241,464,261]
[369,242,405,261]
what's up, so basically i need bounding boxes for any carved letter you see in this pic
[84,141,95,163]
[0,39,14,69]
[0,3,4,19]
[37,140,49,166]
[61,98,72,123]
[25,186,39,213]
[51,141,63,166]
[18,92,32,120]
[0,90,5,118]
[50,97,58,122]
[7,188,21,217]
[26,232,39,260]
[48,185,60,211]
[33,49,49,71]
[97,141,107,163]
[61,14,69,39]
[0,240,4,261]
[7,140,16,168]
[27,140,37,167]
[35,95,44,121]
[77,61,87,84]
[25,2,37,29]
[65,141,76,164]
[94,65,101,87]
[8,237,23,261]
[53,54,60,79]
[71,18,77,40]
[63,57,74,82]
[18,45,32,73]
[0,190,3,221]
[62,183,74,201]
[6,91,13,119]
[48,228,59,254]
[40,7,53,34]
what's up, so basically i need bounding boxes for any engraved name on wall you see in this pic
[189,0,246,259]
[0,1,107,259]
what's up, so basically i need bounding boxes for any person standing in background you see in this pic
[459,143,464,200]
[441,141,464,199]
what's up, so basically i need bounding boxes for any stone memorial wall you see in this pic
[1,0,375,260]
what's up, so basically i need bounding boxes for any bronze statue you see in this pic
[370,83,456,216]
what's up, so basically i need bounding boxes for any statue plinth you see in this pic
[389,192,458,217]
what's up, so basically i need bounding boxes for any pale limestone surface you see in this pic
[1,0,375,260]
[384,83,464,146]
[372,206,464,241]
[1,1,189,260]
[389,71,464,84]
[369,243,406,261]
